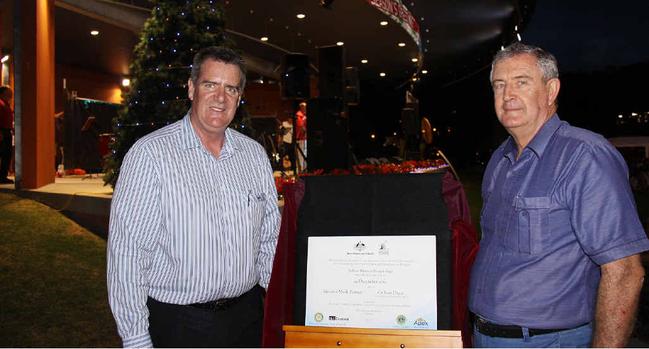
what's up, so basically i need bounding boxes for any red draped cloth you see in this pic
[261,180,305,347]
[441,171,480,346]
[262,171,479,347]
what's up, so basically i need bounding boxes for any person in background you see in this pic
[469,42,648,348]
[107,46,280,347]
[0,86,14,184]
[280,116,294,171]
[295,101,307,172]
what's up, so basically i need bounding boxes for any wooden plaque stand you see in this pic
[283,325,462,348]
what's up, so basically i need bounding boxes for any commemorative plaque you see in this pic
[305,235,437,329]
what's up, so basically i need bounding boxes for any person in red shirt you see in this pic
[0,86,14,184]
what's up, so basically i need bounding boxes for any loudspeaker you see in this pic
[318,45,344,98]
[401,107,421,157]
[307,97,349,171]
[281,53,310,99]
[343,66,360,105]
[401,107,420,137]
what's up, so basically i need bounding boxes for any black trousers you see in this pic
[147,285,265,348]
[0,128,11,179]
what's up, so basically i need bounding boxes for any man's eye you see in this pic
[203,83,215,89]
[225,86,238,95]
[493,83,504,90]
[517,80,527,86]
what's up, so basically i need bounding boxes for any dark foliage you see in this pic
[103,0,234,187]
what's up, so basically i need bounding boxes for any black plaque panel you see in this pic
[293,173,451,329]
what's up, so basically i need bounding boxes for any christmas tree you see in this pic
[104,0,236,187]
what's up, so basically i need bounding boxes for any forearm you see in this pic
[107,235,154,347]
[257,163,281,289]
[107,146,161,347]
[257,198,280,289]
[592,254,645,347]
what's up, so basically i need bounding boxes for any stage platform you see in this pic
[0,174,285,240]
[0,176,113,239]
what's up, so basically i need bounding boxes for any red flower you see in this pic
[299,159,450,177]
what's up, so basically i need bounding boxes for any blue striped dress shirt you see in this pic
[107,114,280,347]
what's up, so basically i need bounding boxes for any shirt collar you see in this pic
[180,113,201,150]
[503,114,562,161]
[180,112,241,156]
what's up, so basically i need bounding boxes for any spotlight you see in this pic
[319,0,334,9]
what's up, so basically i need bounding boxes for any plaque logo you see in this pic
[413,317,429,326]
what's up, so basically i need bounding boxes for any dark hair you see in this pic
[190,46,247,89]
[490,42,559,82]
[0,85,12,95]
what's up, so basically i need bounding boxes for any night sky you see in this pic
[351,0,649,165]
[523,0,649,72]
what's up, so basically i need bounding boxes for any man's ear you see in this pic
[187,79,194,101]
[546,78,560,106]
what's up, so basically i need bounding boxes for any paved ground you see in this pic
[0,175,112,196]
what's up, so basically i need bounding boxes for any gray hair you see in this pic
[490,42,559,82]
[190,46,247,90]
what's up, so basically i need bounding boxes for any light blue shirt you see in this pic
[107,114,280,347]
[469,115,649,329]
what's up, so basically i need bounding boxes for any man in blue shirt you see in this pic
[469,42,649,347]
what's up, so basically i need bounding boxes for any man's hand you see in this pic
[592,254,645,347]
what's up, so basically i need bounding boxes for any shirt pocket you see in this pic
[246,191,267,227]
[514,196,551,254]
[221,189,266,232]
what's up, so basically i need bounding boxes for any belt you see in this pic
[188,285,260,311]
[474,315,582,338]
[189,297,238,311]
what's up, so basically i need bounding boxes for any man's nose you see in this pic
[212,85,226,102]
[503,85,515,101]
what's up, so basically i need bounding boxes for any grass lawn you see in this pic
[0,192,120,347]
[457,169,483,232]
[0,173,646,346]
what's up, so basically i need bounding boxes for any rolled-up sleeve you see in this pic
[567,143,649,265]
[107,143,161,347]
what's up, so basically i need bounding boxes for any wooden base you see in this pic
[283,325,462,348]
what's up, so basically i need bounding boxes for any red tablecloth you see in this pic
[262,171,479,347]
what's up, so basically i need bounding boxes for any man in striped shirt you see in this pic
[107,47,281,348]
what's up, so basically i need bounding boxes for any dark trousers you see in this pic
[147,285,265,348]
[0,128,11,178]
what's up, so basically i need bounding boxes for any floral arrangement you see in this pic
[301,159,449,176]
[274,160,450,195]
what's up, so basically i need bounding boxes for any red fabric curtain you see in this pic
[262,181,305,347]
